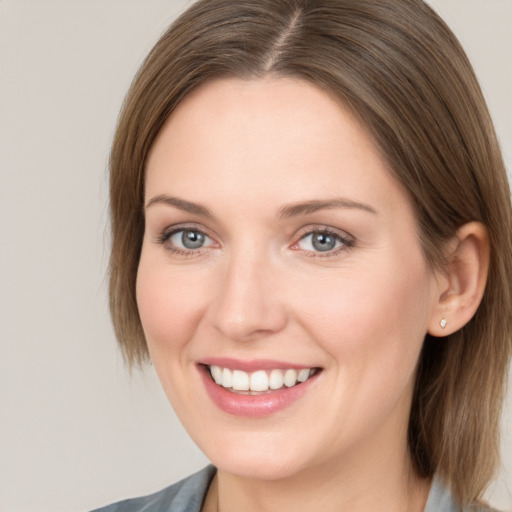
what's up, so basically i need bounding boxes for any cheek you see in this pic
[295,260,433,442]
[135,254,210,353]
[292,255,433,379]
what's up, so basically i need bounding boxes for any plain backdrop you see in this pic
[0,1,511,511]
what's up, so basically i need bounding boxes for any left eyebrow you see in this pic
[276,198,378,219]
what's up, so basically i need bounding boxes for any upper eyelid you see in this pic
[154,224,216,250]
[161,223,213,238]
[157,226,217,256]
[294,224,354,241]
[291,226,355,253]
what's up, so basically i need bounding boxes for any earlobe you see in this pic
[428,222,490,337]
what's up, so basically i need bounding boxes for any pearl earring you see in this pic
[440,317,447,329]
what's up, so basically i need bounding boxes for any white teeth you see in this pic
[250,370,269,392]
[232,370,250,391]
[211,365,222,385]
[210,366,316,392]
[298,369,310,382]
[269,369,284,390]
[221,367,233,388]
[284,369,298,387]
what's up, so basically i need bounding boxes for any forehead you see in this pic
[147,77,354,174]
[145,77,411,222]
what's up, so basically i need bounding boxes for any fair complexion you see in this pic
[137,77,487,512]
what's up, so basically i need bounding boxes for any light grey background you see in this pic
[0,1,510,511]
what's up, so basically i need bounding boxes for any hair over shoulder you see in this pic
[108,0,512,505]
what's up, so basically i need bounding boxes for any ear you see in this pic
[428,222,490,337]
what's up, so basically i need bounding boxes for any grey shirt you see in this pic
[91,465,496,512]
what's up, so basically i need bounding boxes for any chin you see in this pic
[196,430,316,481]
[213,454,305,481]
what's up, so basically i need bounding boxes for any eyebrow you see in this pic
[145,194,377,219]
[276,198,377,219]
[145,194,213,218]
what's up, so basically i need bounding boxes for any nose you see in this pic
[206,249,289,342]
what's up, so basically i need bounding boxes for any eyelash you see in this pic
[155,225,355,258]
[292,227,355,258]
[156,225,215,257]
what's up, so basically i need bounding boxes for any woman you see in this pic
[95,0,512,510]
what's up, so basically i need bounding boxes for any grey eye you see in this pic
[169,229,212,250]
[297,230,349,253]
[182,230,205,249]
[311,232,337,252]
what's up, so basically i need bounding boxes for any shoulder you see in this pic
[463,505,501,512]
[90,465,216,512]
[425,475,501,512]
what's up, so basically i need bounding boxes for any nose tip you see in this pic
[207,257,288,342]
[216,300,289,342]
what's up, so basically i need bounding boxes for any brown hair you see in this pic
[108,0,512,504]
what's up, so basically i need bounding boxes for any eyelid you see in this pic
[157,221,211,237]
[156,223,220,254]
[290,225,355,255]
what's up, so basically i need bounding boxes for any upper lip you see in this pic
[198,357,320,372]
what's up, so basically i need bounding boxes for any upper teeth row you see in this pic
[209,366,315,392]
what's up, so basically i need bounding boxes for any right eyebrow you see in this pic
[145,194,213,218]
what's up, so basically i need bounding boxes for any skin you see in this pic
[136,77,446,512]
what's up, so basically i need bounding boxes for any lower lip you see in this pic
[198,366,319,418]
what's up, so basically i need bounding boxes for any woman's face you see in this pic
[137,78,440,480]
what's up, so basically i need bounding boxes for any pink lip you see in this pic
[199,357,313,372]
[197,363,320,418]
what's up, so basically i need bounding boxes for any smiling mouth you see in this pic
[205,365,321,395]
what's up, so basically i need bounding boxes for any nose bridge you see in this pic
[208,243,287,341]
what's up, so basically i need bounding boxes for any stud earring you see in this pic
[440,317,447,329]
